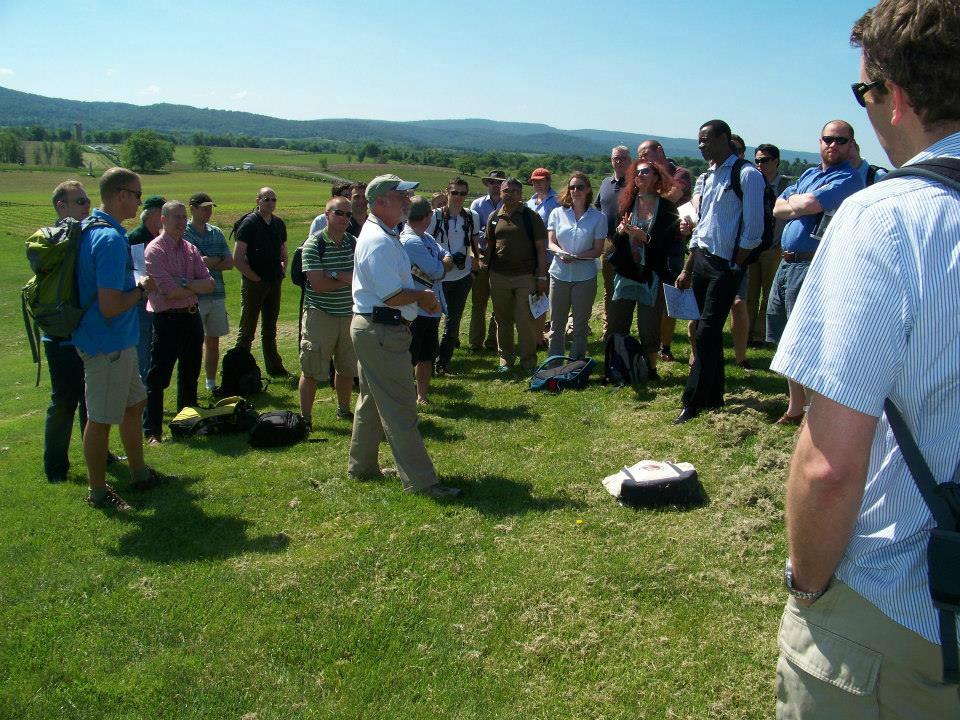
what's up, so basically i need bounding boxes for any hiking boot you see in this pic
[130,467,177,492]
[86,485,132,512]
[336,407,354,421]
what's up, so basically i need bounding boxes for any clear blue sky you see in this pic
[0,0,886,163]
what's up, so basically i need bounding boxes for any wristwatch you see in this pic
[329,270,339,281]
[784,560,828,602]
[179,277,189,288]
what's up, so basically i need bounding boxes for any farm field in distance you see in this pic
[0,165,793,719]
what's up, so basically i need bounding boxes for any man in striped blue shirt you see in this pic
[773,1,960,716]
[674,119,764,424]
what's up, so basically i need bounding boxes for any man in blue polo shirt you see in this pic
[774,0,960,714]
[766,120,864,425]
[74,167,174,511]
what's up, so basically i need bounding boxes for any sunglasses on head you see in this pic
[821,136,851,146]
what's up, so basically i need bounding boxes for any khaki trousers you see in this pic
[489,271,537,370]
[747,244,781,343]
[469,265,497,350]
[347,315,436,491]
[777,580,960,719]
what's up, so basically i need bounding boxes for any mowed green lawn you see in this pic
[0,167,794,719]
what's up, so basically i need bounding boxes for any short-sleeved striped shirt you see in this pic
[302,230,355,315]
[184,222,230,298]
[771,131,960,645]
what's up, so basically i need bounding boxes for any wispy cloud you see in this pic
[138,84,160,96]
[0,68,14,77]
[232,90,249,100]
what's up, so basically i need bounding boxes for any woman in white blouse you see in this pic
[545,172,606,360]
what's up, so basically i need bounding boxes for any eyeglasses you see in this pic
[72,197,91,206]
[568,184,587,191]
[448,190,467,197]
[821,136,851,146]
[612,156,630,162]
[260,196,277,202]
[330,209,353,217]
[851,79,885,108]
[637,167,656,176]
[755,157,776,165]
[120,187,142,200]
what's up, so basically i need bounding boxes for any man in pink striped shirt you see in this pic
[143,200,215,444]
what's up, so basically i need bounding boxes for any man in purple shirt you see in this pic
[142,201,215,444]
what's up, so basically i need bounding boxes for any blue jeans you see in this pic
[766,259,810,343]
[43,338,87,480]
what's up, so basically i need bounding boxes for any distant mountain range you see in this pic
[0,86,820,162]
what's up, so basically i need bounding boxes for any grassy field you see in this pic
[0,167,794,719]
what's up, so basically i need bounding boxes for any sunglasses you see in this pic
[330,209,352,217]
[120,187,142,200]
[637,167,657,176]
[260,196,277,202]
[821,136,851,146]
[568,184,587,191]
[448,190,467,197]
[851,79,884,108]
[755,157,775,165]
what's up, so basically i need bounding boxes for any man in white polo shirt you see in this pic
[348,174,460,499]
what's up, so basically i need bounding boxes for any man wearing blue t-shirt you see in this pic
[74,168,174,511]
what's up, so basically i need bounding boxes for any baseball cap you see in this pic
[142,195,165,210]
[529,167,551,181]
[188,192,216,207]
[365,174,419,204]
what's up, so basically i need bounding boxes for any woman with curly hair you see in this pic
[607,159,681,378]
[545,171,606,360]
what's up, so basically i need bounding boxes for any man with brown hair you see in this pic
[73,168,174,510]
[773,0,960,715]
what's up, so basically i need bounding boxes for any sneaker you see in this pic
[146,435,162,447]
[336,407,354,421]
[434,363,447,376]
[107,452,126,465]
[86,484,132,512]
[737,359,754,371]
[658,346,675,362]
[411,483,461,499]
[130,467,176,492]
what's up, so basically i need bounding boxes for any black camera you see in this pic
[452,252,467,270]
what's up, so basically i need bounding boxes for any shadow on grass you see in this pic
[444,474,586,517]
[429,402,539,424]
[418,417,465,443]
[111,476,290,563]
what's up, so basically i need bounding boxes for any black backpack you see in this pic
[248,411,309,448]
[229,208,258,241]
[865,163,889,186]
[430,207,475,250]
[169,396,259,438]
[215,347,266,398]
[728,158,771,266]
[604,333,648,386]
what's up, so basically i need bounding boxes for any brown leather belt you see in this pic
[161,305,198,314]
[782,251,816,263]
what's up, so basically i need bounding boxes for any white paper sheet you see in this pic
[663,283,701,321]
[677,201,699,225]
[528,293,550,319]
[130,243,146,283]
